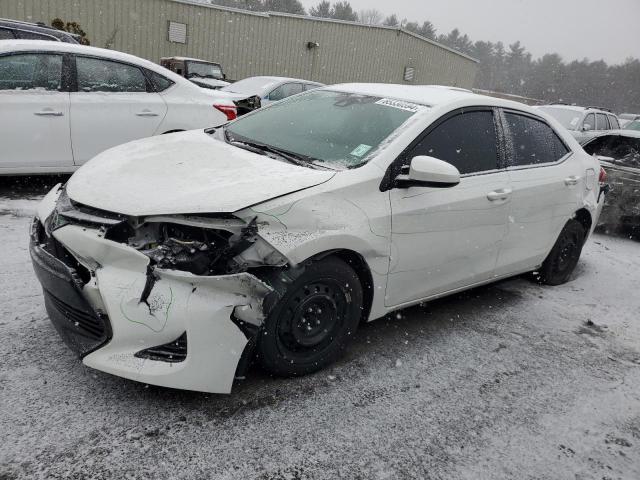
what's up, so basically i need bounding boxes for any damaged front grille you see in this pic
[134,332,187,363]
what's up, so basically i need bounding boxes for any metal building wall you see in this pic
[0,0,478,87]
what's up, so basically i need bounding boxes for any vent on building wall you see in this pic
[168,21,187,44]
[403,66,415,82]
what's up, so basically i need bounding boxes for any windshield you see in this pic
[186,61,223,79]
[224,90,425,169]
[221,77,278,95]
[625,120,640,131]
[538,106,583,130]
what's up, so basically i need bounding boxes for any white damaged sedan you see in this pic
[31,84,605,393]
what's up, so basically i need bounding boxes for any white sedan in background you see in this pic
[220,75,324,106]
[31,85,605,394]
[0,40,236,175]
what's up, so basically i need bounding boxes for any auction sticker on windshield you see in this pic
[375,98,425,112]
[350,144,372,157]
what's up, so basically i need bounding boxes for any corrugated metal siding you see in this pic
[0,0,478,87]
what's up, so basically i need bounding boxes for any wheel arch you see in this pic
[574,208,593,243]
[308,249,374,323]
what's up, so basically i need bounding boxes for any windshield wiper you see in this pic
[224,128,331,170]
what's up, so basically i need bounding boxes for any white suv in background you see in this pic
[0,40,236,175]
[535,104,621,144]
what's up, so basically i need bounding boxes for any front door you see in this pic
[0,52,73,169]
[70,55,167,165]
[386,109,511,307]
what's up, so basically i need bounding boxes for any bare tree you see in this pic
[358,8,382,25]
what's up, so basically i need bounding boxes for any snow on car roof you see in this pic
[0,39,179,78]
[325,83,481,107]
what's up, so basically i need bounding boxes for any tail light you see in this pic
[598,166,607,184]
[214,104,237,121]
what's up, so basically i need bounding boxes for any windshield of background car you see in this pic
[625,120,640,131]
[225,90,426,169]
[538,107,582,130]
[187,61,223,79]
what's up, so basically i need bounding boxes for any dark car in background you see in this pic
[0,18,79,43]
[583,130,640,236]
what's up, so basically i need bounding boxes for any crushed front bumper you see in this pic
[30,219,272,394]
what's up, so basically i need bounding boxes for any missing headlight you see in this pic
[137,219,260,276]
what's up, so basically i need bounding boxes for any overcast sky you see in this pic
[299,0,640,64]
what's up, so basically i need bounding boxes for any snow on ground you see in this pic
[0,184,638,479]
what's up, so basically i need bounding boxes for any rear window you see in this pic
[504,112,569,166]
[537,106,582,130]
[0,28,14,40]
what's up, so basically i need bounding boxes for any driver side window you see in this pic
[405,110,499,175]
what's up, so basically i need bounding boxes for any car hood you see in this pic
[66,130,335,216]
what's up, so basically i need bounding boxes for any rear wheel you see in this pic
[257,257,363,377]
[537,219,586,285]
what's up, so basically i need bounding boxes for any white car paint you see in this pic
[0,40,234,174]
[220,75,324,105]
[535,105,621,145]
[32,84,603,394]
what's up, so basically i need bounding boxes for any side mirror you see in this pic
[583,123,592,132]
[395,156,460,188]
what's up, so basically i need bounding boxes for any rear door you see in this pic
[386,108,511,306]
[495,109,579,275]
[0,52,73,169]
[69,55,167,165]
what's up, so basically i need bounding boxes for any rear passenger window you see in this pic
[596,114,609,130]
[147,70,174,92]
[608,115,620,129]
[77,57,147,92]
[408,110,499,174]
[0,53,63,91]
[504,112,569,166]
[14,30,55,41]
[0,28,14,40]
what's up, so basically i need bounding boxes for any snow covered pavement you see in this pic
[1,184,639,479]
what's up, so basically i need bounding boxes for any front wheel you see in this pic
[537,219,586,285]
[256,256,363,377]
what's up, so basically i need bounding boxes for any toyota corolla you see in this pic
[30,84,605,393]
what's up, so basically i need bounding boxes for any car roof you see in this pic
[324,83,491,107]
[243,75,323,85]
[537,104,616,115]
[0,39,185,78]
[0,18,79,42]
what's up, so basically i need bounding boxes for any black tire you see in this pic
[537,219,586,285]
[257,256,363,377]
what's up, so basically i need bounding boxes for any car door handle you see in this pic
[564,176,580,186]
[135,110,159,117]
[487,188,512,201]
[34,110,63,116]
